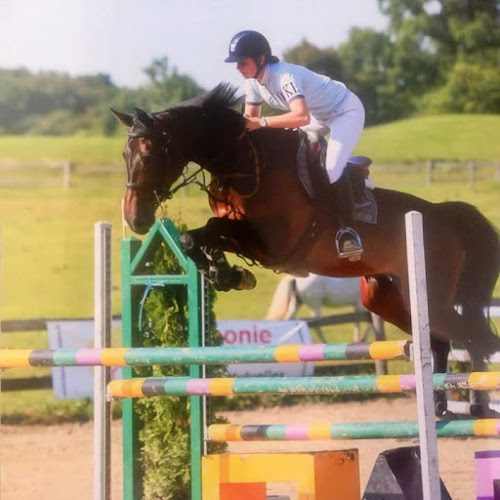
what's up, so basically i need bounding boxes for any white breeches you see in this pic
[301,92,365,183]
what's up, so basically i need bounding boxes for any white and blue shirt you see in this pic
[245,61,350,126]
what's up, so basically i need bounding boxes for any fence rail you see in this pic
[373,160,500,185]
[1,160,499,190]
[0,162,123,189]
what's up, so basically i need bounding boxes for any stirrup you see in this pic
[335,227,363,262]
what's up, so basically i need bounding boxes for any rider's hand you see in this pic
[244,116,261,131]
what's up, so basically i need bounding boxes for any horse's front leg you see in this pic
[179,218,257,292]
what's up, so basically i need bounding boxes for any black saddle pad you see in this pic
[296,130,377,224]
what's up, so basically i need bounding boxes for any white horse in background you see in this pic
[266,273,383,343]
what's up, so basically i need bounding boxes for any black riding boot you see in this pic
[327,172,363,261]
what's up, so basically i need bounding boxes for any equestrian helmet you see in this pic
[225,30,278,62]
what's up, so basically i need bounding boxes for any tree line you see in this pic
[1,0,498,135]
[0,58,204,136]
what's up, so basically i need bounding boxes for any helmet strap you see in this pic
[252,56,266,80]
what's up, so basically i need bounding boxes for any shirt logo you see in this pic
[282,82,299,98]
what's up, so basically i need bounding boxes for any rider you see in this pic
[225,30,365,261]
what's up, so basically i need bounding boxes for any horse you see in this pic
[266,274,382,344]
[111,83,500,417]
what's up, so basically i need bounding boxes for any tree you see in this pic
[338,28,410,124]
[284,39,344,81]
[421,61,500,113]
[378,0,500,67]
[142,57,204,111]
[378,0,500,114]
[283,31,420,124]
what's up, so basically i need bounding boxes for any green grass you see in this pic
[358,114,500,163]
[0,114,499,422]
[0,136,123,165]
[1,114,499,166]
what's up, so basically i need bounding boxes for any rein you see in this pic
[214,132,262,198]
[125,126,262,206]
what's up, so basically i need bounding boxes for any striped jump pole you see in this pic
[107,371,500,398]
[208,419,500,441]
[0,340,410,369]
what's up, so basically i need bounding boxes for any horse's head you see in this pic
[111,107,186,234]
[112,83,245,234]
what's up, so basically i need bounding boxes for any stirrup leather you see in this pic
[335,227,363,261]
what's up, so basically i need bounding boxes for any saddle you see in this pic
[296,130,378,224]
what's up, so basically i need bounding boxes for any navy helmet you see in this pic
[225,30,279,63]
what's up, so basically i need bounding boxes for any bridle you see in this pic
[124,125,171,194]
[124,114,261,201]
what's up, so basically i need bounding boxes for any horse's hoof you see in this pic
[233,266,256,290]
[470,404,500,418]
[208,266,232,292]
[434,396,448,417]
[437,410,458,421]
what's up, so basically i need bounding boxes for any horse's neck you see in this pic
[252,129,299,167]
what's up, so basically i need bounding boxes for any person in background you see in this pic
[225,30,366,261]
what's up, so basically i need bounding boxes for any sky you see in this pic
[1,0,387,91]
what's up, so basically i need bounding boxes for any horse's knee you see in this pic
[179,232,209,273]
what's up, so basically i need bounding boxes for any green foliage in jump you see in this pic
[133,234,225,500]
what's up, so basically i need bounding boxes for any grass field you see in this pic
[0,114,499,421]
[1,114,499,165]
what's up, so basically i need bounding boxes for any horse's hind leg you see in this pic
[427,305,500,417]
[431,337,451,416]
[360,275,411,333]
[361,275,455,416]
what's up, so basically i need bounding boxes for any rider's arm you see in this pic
[245,96,311,131]
[245,103,262,117]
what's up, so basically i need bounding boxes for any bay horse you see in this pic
[266,274,381,344]
[112,83,500,417]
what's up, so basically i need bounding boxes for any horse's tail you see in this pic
[442,201,500,356]
[266,275,298,320]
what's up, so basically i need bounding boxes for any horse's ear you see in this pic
[135,108,156,128]
[110,108,133,127]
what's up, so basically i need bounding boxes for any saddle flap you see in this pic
[296,130,372,201]
[295,130,377,224]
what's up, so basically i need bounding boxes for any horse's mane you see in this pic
[173,82,242,112]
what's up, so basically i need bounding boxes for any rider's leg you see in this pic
[328,172,363,260]
[324,92,365,260]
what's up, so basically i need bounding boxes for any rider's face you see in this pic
[236,58,258,79]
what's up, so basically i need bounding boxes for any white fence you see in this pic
[0,162,123,189]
